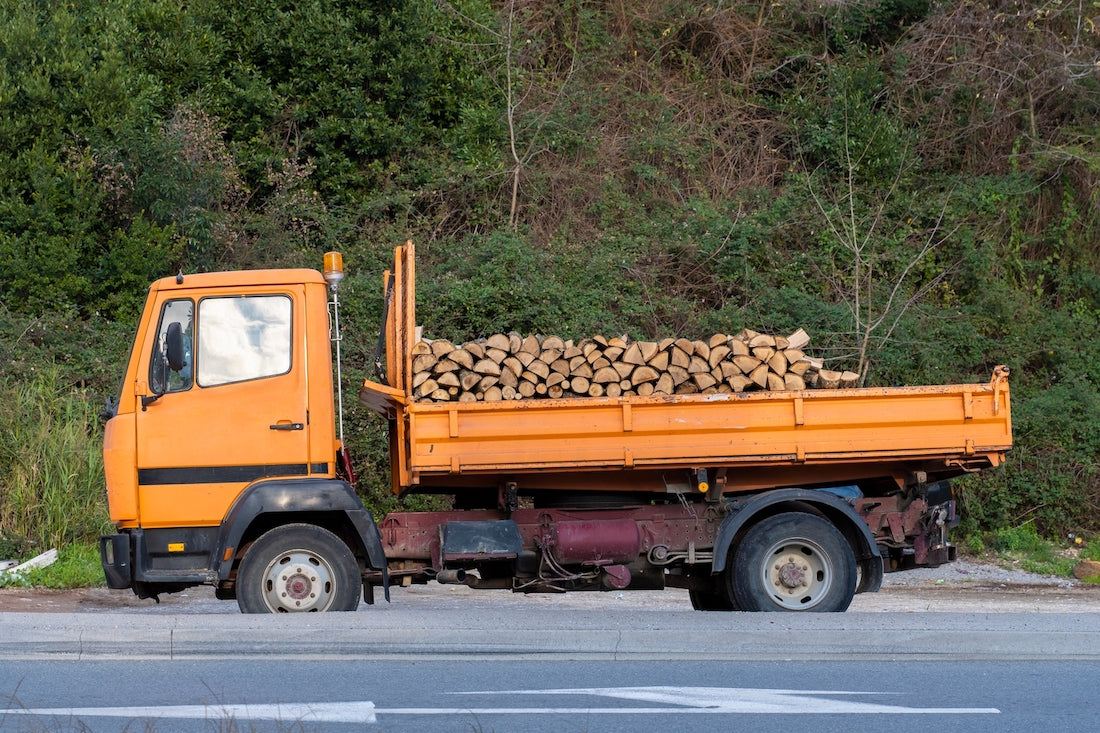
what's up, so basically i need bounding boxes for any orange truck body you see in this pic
[100,241,1012,613]
[362,242,1011,498]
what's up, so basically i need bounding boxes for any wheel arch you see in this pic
[713,488,883,594]
[215,478,389,591]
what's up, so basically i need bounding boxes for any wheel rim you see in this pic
[260,549,337,612]
[759,536,832,610]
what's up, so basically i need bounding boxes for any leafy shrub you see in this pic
[0,0,1096,545]
[992,523,1047,555]
[785,60,915,186]
[0,307,135,396]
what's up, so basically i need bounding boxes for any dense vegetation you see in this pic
[2,0,1098,557]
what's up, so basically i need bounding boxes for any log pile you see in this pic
[410,328,859,402]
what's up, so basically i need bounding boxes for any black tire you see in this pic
[237,524,361,613]
[727,512,856,612]
[689,583,741,611]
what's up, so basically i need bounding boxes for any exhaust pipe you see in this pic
[436,568,467,584]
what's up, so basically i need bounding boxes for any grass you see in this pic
[0,543,105,589]
[960,523,1100,580]
[0,369,112,590]
[0,369,112,557]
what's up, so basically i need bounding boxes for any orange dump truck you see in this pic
[100,242,1012,613]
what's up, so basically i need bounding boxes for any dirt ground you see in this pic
[2,558,1099,614]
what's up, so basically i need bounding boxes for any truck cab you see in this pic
[99,267,388,611]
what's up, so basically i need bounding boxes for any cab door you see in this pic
[134,286,311,527]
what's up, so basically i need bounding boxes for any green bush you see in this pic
[992,523,1047,555]
[0,0,1096,546]
[0,307,135,396]
[987,523,1076,576]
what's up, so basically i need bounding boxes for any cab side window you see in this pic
[197,295,292,387]
[149,299,194,394]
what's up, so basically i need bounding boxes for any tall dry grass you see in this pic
[0,368,110,555]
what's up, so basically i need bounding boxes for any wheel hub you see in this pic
[282,567,317,601]
[760,539,832,610]
[775,556,809,590]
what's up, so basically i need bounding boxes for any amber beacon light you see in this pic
[323,251,344,289]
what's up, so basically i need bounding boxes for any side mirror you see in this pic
[166,322,187,372]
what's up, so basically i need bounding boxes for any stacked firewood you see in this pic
[410,328,859,402]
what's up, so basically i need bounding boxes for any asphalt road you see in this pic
[2,570,1098,732]
[2,657,1097,733]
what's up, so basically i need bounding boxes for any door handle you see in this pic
[269,422,304,431]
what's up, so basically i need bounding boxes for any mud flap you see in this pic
[99,533,132,589]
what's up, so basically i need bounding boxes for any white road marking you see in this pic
[2,702,377,724]
[446,686,1001,714]
[5,686,999,722]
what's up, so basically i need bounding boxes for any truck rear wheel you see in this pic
[727,512,855,612]
[237,524,361,613]
[688,584,740,611]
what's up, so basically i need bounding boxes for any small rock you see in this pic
[1072,559,1100,580]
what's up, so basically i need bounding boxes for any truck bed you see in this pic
[362,368,1010,493]
[359,243,1011,497]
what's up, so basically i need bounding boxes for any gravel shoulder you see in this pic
[852,557,1100,613]
[1,557,1098,614]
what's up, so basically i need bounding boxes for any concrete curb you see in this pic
[4,610,1100,661]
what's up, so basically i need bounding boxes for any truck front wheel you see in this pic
[237,524,361,613]
[727,512,856,612]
